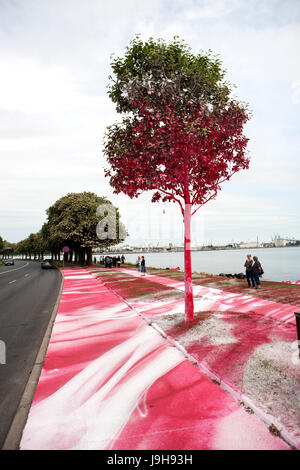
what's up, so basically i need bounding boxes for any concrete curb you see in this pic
[2,270,64,450]
[97,273,300,451]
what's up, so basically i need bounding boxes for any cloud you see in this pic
[183,0,234,20]
[0,57,111,113]
[292,80,300,104]
[0,0,299,244]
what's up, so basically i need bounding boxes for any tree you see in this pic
[15,239,27,259]
[0,236,4,256]
[46,192,127,265]
[1,239,15,259]
[104,36,251,322]
[15,234,36,259]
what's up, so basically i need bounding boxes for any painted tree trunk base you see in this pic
[184,203,194,322]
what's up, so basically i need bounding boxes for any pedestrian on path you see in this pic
[244,254,255,288]
[136,256,141,272]
[141,256,146,275]
[252,256,263,289]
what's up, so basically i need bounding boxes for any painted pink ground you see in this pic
[114,268,297,324]
[20,268,290,450]
[93,268,299,430]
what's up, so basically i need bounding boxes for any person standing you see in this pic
[136,256,141,272]
[244,254,255,288]
[117,255,121,268]
[252,256,262,289]
[121,254,125,264]
[141,256,146,275]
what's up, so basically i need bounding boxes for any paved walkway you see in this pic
[20,267,291,450]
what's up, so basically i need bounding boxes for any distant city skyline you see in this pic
[115,234,299,249]
[0,0,299,245]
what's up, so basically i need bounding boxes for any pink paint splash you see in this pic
[20,268,291,450]
[91,268,300,441]
[94,268,300,443]
[115,268,298,324]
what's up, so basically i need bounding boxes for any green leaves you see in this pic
[16,193,128,257]
[108,35,232,115]
[45,192,126,250]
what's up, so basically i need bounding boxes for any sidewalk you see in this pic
[20,267,294,450]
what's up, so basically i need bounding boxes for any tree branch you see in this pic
[158,189,184,215]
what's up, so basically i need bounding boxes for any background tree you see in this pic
[15,235,36,259]
[1,239,15,259]
[0,236,4,257]
[46,192,127,265]
[15,239,27,259]
[104,36,251,322]
[40,223,59,260]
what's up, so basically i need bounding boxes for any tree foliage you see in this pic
[15,192,127,264]
[105,36,250,213]
[108,36,232,115]
[46,192,126,261]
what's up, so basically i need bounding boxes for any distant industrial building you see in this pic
[239,241,261,249]
[274,238,286,247]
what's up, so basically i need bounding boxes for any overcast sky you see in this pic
[0,0,299,247]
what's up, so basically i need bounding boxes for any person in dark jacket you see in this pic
[252,256,262,289]
[141,256,146,275]
[244,254,255,288]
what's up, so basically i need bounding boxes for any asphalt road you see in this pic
[0,260,62,448]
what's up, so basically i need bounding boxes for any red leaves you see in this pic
[104,98,250,209]
[151,191,161,202]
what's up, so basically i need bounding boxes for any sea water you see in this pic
[97,247,300,283]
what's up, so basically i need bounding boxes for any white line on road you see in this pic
[0,262,29,276]
[9,280,16,284]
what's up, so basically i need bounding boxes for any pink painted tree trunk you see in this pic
[184,202,194,322]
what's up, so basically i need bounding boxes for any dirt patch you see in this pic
[243,341,300,437]
[118,266,300,306]
[94,270,184,303]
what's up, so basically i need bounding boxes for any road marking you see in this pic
[0,262,29,276]
[9,280,16,284]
